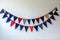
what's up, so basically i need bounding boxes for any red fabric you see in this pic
[10,20,15,26]
[29,26,33,32]
[36,18,40,23]
[18,18,22,23]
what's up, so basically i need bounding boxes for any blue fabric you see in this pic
[39,24,43,30]
[34,26,38,31]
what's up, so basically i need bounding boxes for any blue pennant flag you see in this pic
[50,15,55,20]
[43,22,47,27]
[20,25,24,31]
[54,11,59,16]
[15,23,19,29]
[25,26,28,32]
[49,11,53,15]
[40,16,44,22]
[14,16,17,21]
[27,19,30,24]
[47,19,52,24]
[0,9,4,13]
[2,13,7,18]
[6,18,11,23]
[34,26,38,31]
[9,14,13,18]
[39,24,43,30]
[32,19,35,24]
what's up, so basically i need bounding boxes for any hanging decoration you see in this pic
[0,7,59,32]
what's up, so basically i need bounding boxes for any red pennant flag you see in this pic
[36,18,40,23]
[18,18,22,23]
[10,20,15,26]
[29,26,33,32]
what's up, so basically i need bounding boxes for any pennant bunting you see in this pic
[40,16,44,22]
[23,19,26,24]
[18,17,22,23]
[34,26,38,31]
[50,15,55,20]
[29,26,33,32]
[0,9,4,13]
[32,19,35,24]
[36,18,40,23]
[6,18,11,23]
[0,7,59,32]
[15,23,19,29]
[54,11,59,16]
[27,19,31,24]
[2,13,8,18]
[25,26,28,32]
[43,22,47,27]
[14,16,17,21]
[20,25,24,30]
[10,20,15,26]
[39,24,43,30]
[47,19,52,24]
[44,14,49,18]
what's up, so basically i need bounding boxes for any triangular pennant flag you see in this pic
[27,19,30,24]
[44,14,49,18]
[53,7,58,11]
[39,24,43,30]
[10,20,15,26]
[15,23,19,29]
[20,25,24,30]
[18,18,22,23]
[6,18,11,23]
[32,19,35,24]
[9,14,13,18]
[34,26,38,31]
[29,26,33,32]
[23,19,26,24]
[25,26,28,32]
[50,15,55,20]
[40,16,44,22]
[54,11,59,16]
[49,11,53,15]
[14,16,17,21]
[0,9,4,13]
[2,13,8,18]
[36,18,40,23]
[43,22,47,27]
[47,19,52,24]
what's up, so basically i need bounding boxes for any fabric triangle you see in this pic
[43,22,47,27]
[28,19,31,24]
[54,7,58,11]
[47,19,52,24]
[34,26,38,31]
[20,25,24,30]
[10,20,15,26]
[14,16,17,21]
[36,18,40,23]
[44,14,49,18]
[15,23,19,29]
[6,18,11,23]
[23,19,26,24]
[40,16,44,22]
[50,15,55,20]
[2,13,8,18]
[29,26,33,32]
[18,18,22,23]
[0,9,4,13]
[39,24,43,30]
[54,11,59,16]
[49,11,53,15]
[9,14,13,18]
[25,26,28,32]
[32,19,35,24]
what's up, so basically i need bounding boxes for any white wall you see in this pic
[0,0,60,40]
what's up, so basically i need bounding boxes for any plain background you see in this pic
[0,0,60,40]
